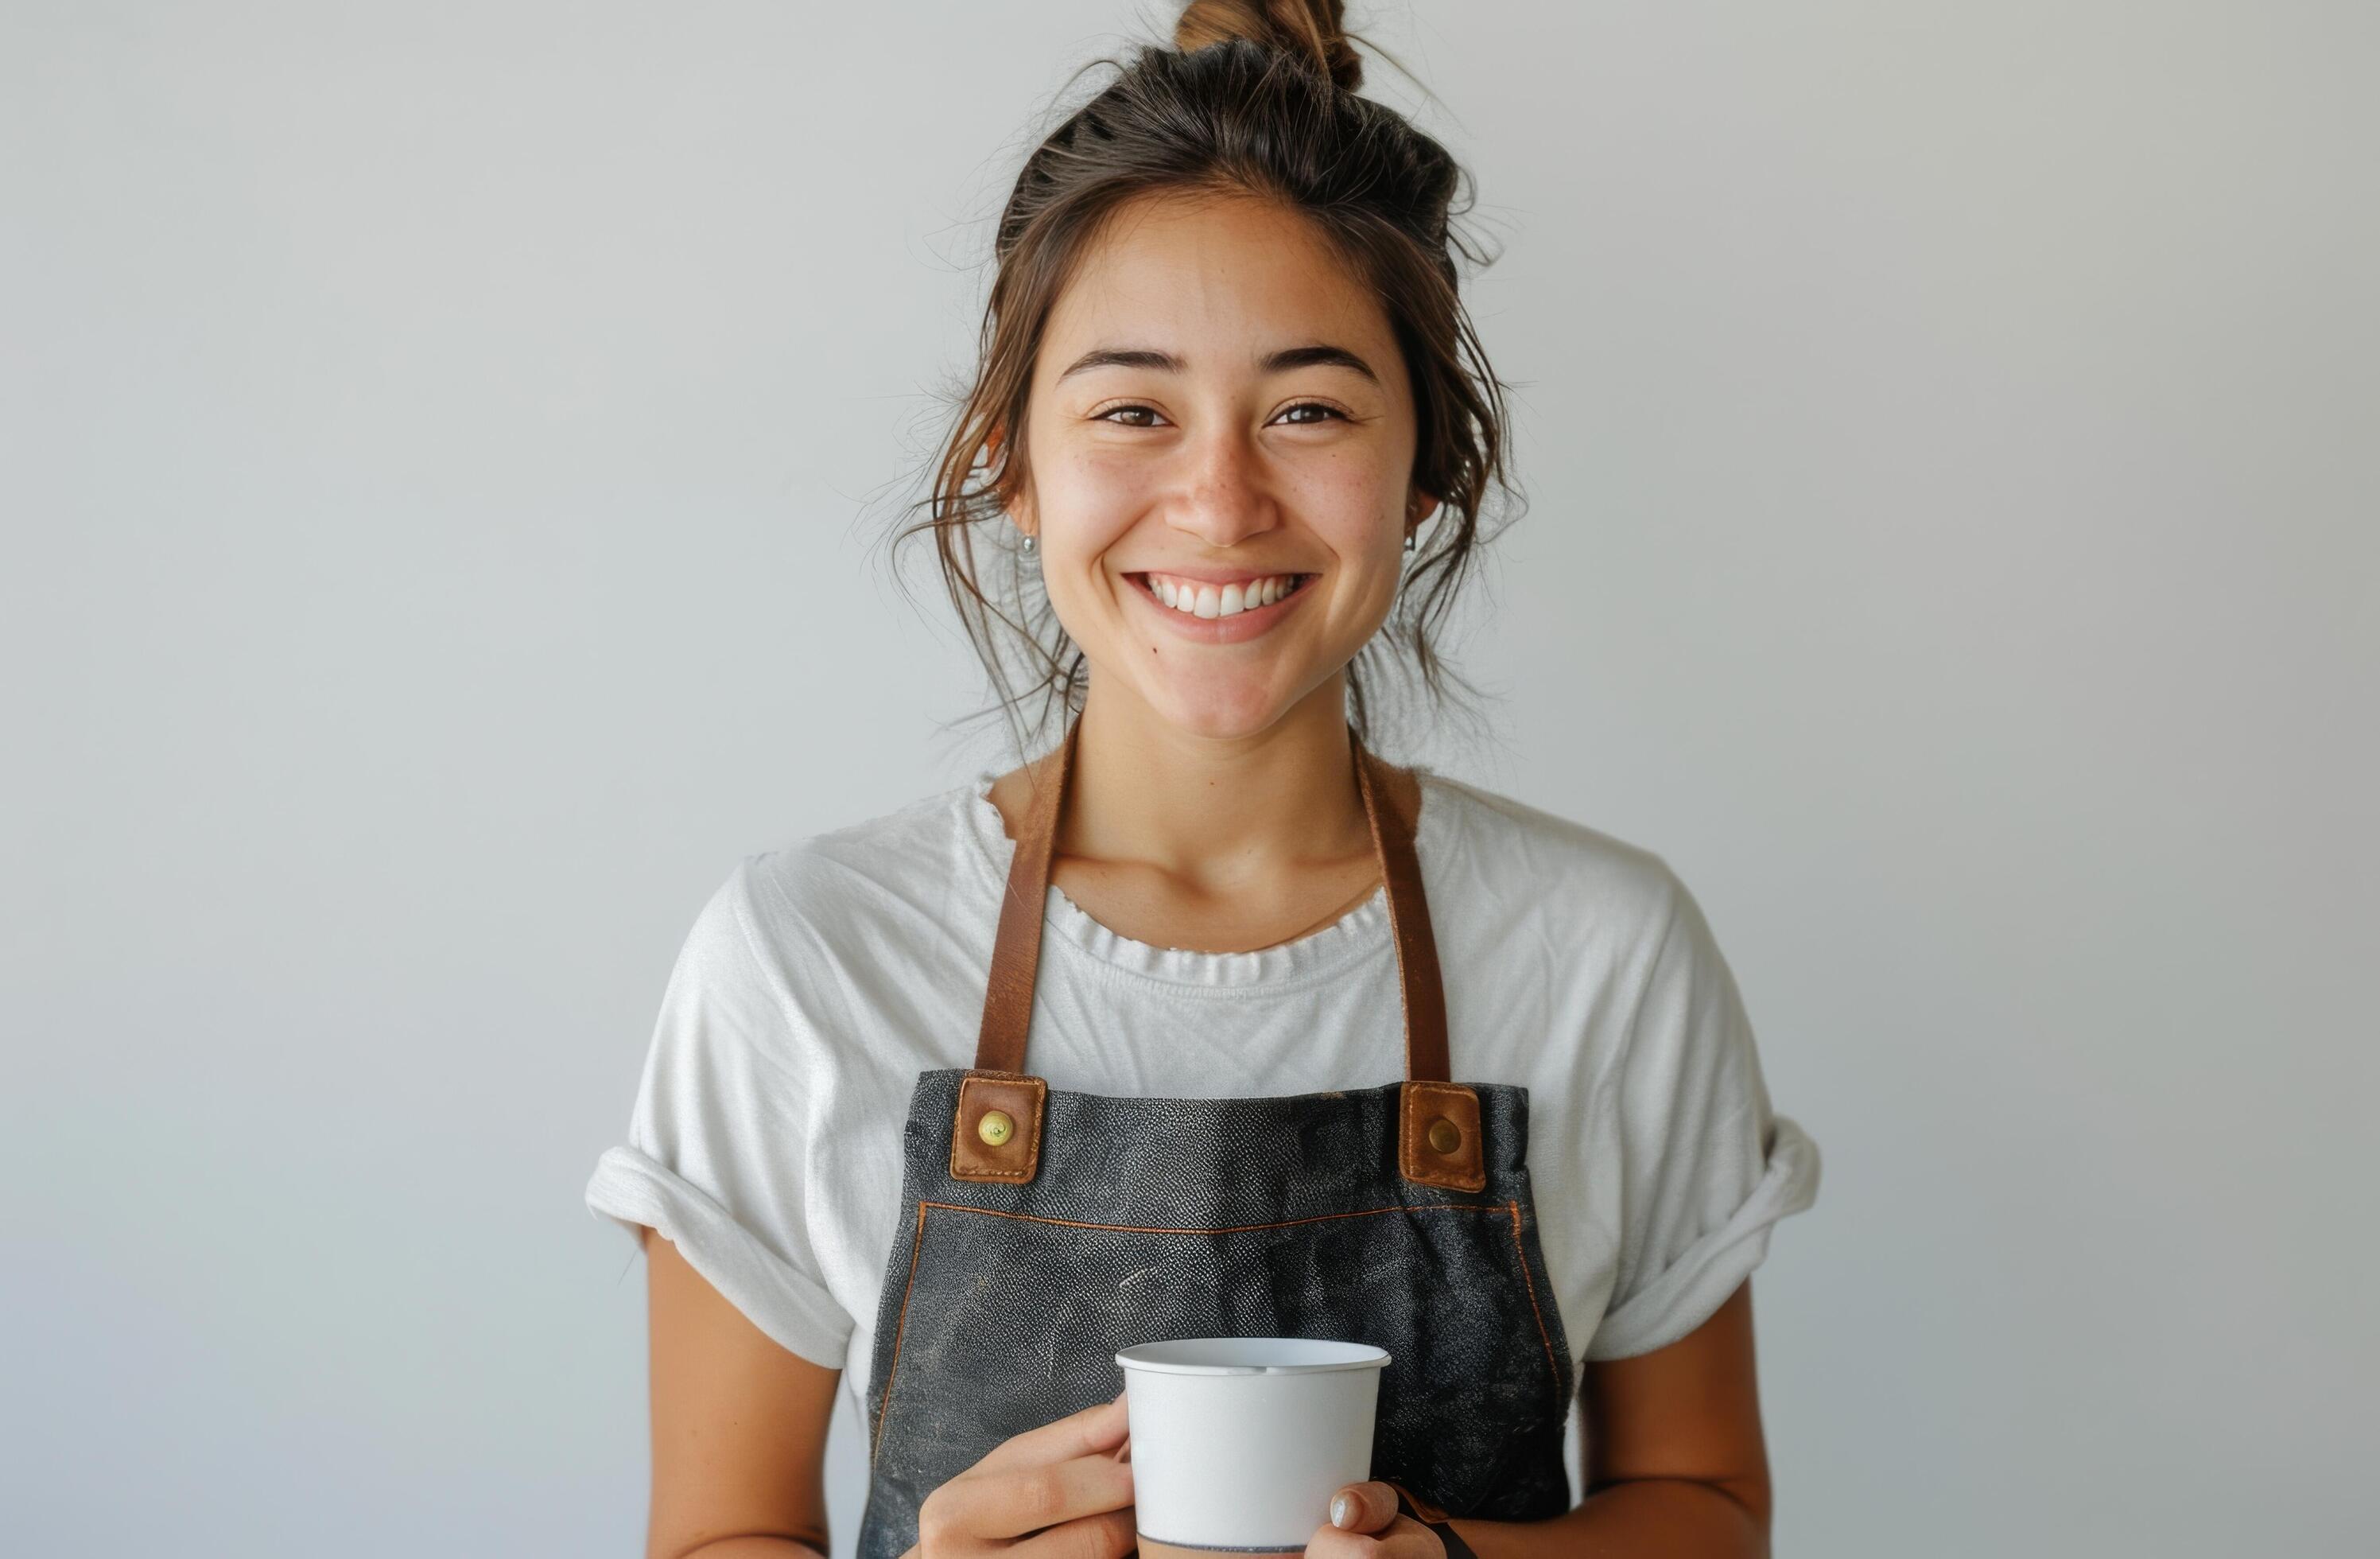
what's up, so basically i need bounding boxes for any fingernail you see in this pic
[1330,1493,1353,1529]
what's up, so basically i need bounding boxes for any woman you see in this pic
[584,5,1822,1557]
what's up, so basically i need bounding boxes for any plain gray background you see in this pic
[5,2,2373,1553]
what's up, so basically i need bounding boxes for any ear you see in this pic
[1408,488,1442,531]
[987,422,1036,538]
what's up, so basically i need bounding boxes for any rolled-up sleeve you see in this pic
[1584,868,1822,1363]
[584,861,855,1370]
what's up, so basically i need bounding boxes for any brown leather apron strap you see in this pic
[970,707,1078,1079]
[972,710,1450,1084]
[957,709,1483,1194]
[1353,733,1450,1087]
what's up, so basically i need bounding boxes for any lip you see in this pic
[1123,570,1316,643]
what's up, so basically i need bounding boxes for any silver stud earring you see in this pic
[1021,533,1037,554]
[1404,527,1418,554]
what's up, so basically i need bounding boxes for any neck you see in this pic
[1058,678,1375,892]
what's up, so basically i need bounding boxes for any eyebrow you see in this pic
[1053,343,1382,387]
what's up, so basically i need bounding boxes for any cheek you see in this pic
[1313,511,1404,581]
[1291,458,1403,536]
[1039,449,1151,542]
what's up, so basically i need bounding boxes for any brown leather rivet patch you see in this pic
[1399,1080,1485,1192]
[949,1072,1046,1184]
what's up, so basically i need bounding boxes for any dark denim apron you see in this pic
[854,713,1575,1557]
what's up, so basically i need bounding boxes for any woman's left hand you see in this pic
[1305,1481,1445,1558]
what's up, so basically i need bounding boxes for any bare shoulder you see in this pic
[980,760,1035,845]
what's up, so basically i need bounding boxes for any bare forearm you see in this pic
[1450,1478,1768,1559]
[676,1538,829,1559]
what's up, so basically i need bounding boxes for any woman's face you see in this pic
[1007,191,1438,740]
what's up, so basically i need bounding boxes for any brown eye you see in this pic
[1278,402,1347,425]
[1095,404,1164,427]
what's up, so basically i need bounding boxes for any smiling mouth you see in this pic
[1128,571,1315,620]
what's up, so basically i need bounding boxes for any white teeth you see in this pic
[1143,572,1303,620]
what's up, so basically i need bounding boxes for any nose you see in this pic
[1165,425,1280,547]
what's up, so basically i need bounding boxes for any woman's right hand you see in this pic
[903,1387,1139,1559]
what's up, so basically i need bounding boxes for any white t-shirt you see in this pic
[584,763,1822,1421]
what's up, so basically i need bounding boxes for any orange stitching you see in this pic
[870,1203,930,1466]
[1505,1200,1562,1401]
[1400,1084,1419,1181]
[912,1199,1500,1235]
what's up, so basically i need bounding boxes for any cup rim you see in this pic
[1114,1337,1392,1377]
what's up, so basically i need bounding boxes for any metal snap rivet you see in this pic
[1427,1116,1462,1155]
[977,1109,1015,1147]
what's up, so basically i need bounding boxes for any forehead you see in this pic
[1039,191,1394,369]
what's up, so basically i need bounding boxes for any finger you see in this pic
[971,1393,1130,1477]
[1305,1513,1380,1559]
[1002,1503,1140,1559]
[1327,1481,1400,1534]
[938,1451,1137,1542]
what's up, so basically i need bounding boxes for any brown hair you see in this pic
[884,0,1520,761]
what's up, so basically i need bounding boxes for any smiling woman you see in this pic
[587,5,1819,1559]
[990,192,1436,723]
[893,10,1513,759]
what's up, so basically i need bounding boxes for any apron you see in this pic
[854,713,1576,1557]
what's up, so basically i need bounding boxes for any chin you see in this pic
[1143,683,1300,742]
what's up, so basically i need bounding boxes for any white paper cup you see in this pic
[1114,1337,1391,1555]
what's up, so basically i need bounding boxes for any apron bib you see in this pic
[854,713,1575,1557]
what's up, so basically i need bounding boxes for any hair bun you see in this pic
[1174,0,1364,93]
